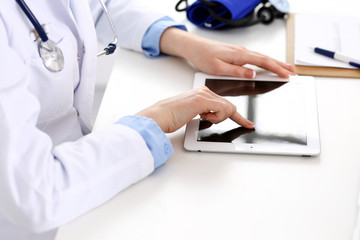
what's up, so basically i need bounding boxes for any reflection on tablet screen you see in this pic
[197,79,307,145]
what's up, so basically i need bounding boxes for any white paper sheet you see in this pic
[294,15,360,69]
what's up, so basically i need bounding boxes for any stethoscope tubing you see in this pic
[15,0,48,42]
[97,0,118,56]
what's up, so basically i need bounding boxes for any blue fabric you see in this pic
[186,0,261,29]
[116,116,174,169]
[142,16,187,58]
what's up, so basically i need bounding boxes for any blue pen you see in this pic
[311,47,360,69]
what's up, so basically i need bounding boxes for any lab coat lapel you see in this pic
[68,0,98,133]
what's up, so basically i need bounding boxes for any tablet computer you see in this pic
[184,73,320,156]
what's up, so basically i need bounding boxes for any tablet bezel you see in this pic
[184,73,321,156]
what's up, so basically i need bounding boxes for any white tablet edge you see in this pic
[184,73,321,157]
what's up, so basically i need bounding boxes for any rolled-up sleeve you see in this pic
[142,16,187,58]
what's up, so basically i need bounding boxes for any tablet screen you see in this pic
[197,79,307,146]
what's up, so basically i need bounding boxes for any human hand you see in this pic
[160,28,295,79]
[136,86,255,133]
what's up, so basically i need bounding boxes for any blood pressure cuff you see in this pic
[186,0,262,29]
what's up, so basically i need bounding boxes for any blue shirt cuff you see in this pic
[142,16,187,58]
[116,116,174,169]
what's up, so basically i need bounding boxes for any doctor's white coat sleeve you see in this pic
[88,0,167,52]
[0,18,158,233]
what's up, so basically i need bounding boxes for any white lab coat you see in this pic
[0,0,166,239]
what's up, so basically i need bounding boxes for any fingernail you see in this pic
[247,120,255,128]
[246,70,256,79]
[252,71,256,79]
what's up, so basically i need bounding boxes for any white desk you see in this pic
[57,1,360,239]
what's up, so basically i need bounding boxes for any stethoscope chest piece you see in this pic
[16,0,64,72]
[17,0,116,73]
[39,39,64,72]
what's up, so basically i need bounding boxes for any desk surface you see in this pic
[57,1,360,240]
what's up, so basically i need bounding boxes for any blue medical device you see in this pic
[175,0,290,29]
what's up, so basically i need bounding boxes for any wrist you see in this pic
[116,116,174,169]
[142,16,187,58]
[159,27,202,60]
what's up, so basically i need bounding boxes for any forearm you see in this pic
[159,27,204,60]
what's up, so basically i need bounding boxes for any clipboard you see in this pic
[286,14,360,78]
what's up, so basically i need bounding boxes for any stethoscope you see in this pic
[15,0,118,72]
